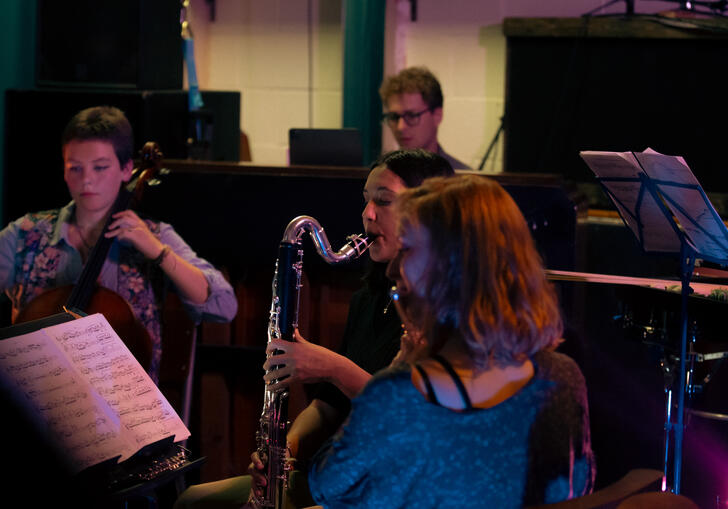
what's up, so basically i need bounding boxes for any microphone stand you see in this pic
[477,116,503,171]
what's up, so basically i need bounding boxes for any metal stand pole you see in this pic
[661,359,675,492]
[477,116,503,171]
[672,245,696,493]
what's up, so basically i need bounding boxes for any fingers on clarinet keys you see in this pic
[263,366,291,392]
[265,344,285,356]
[248,452,267,497]
[262,355,287,374]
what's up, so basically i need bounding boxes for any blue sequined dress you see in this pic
[309,350,595,509]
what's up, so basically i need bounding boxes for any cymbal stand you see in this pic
[660,352,677,492]
[667,244,696,494]
[686,329,698,411]
[659,305,700,493]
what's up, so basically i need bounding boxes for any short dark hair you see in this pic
[370,149,454,187]
[364,149,454,290]
[379,67,444,110]
[61,106,134,166]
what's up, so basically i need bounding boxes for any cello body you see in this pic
[14,285,153,370]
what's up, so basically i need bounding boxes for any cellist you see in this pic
[0,106,237,382]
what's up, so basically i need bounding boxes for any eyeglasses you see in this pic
[381,108,432,127]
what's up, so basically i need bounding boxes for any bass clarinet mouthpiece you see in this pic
[341,233,371,260]
[283,215,372,265]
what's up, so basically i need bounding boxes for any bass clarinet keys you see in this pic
[252,216,371,509]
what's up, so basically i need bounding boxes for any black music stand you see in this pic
[581,149,728,495]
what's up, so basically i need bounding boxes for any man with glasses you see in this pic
[380,66,468,169]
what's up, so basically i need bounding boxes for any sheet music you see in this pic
[635,150,728,261]
[580,150,681,253]
[0,327,130,472]
[0,314,189,473]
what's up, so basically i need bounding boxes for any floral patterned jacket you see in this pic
[0,202,237,382]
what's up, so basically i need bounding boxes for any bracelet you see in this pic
[152,245,170,266]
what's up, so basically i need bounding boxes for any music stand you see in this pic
[581,148,728,494]
[0,312,199,505]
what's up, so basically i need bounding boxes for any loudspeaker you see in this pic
[3,88,240,222]
[36,0,182,89]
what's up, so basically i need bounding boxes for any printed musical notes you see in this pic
[581,148,728,262]
[0,313,190,473]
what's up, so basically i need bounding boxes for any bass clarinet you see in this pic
[251,215,371,509]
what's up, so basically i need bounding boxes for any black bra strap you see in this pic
[432,354,473,410]
[414,364,439,406]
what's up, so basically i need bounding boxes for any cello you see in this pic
[14,142,165,371]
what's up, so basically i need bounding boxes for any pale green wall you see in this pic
[0,0,36,225]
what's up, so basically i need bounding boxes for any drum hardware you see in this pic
[686,338,699,409]
[689,351,728,363]
[686,409,728,422]
[549,268,728,493]
[616,285,728,494]
[659,350,727,397]
[616,304,700,352]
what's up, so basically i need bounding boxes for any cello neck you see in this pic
[65,186,135,311]
[65,141,163,312]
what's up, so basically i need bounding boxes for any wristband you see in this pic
[152,245,170,266]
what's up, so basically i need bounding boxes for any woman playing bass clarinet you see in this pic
[174,149,455,509]
[308,174,596,508]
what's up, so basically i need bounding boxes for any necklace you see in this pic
[383,295,393,315]
[74,224,95,251]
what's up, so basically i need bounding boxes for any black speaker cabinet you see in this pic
[3,88,240,222]
[36,0,182,89]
